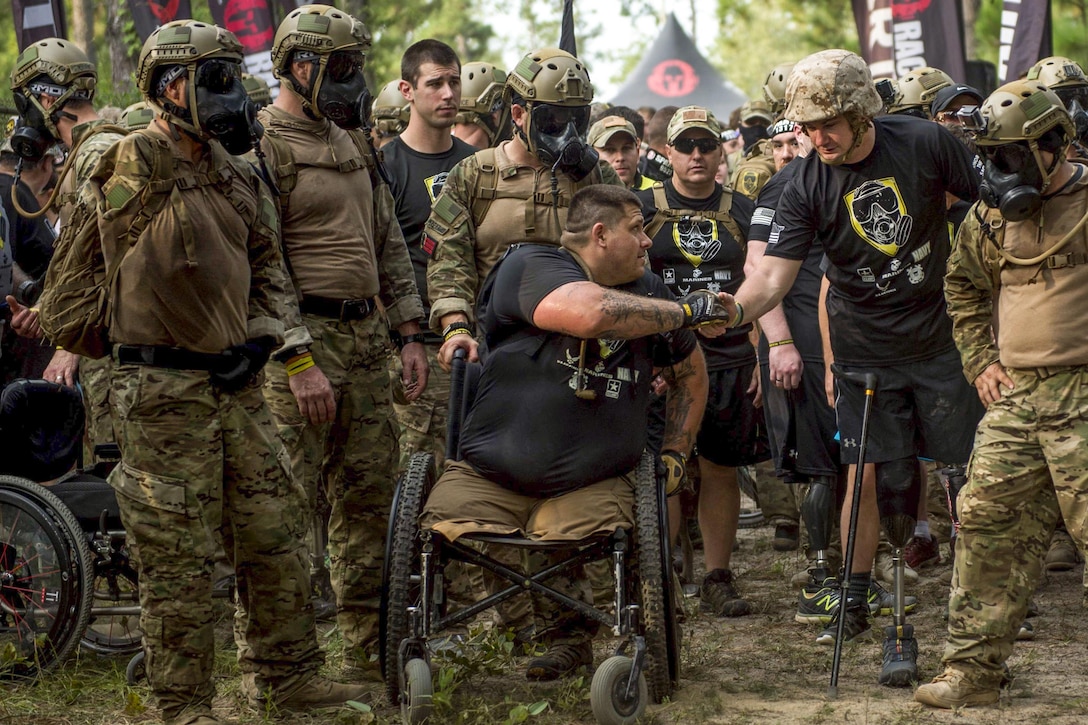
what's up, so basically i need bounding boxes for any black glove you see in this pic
[679,290,731,328]
[657,450,689,497]
[211,336,275,391]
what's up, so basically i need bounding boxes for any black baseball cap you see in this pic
[931,84,984,117]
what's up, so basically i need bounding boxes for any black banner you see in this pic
[559,0,577,58]
[126,0,192,41]
[208,0,278,93]
[999,0,1053,83]
[11,0,67,50]
[852,0,895,79]
[891,0,965,82]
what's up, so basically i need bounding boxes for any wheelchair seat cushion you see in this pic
[49,472,124,531]
[0,379,85,481]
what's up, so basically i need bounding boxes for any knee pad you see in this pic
[876,458,922,548]
[800,476,836,552]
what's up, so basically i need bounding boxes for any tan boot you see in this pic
[1045,529,1080,572]
[915,667,1000,709]
[273,674,370,711]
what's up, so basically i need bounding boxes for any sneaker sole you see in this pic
[795,613,834,625]
[871,601,919,617]
[815,626,871,647]
[904,555,941,570]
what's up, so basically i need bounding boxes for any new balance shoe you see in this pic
[903,534,941,570]
[795,578,840,624]
[815,599,870,646]
[867,580,918,616]
[878,623,918,687]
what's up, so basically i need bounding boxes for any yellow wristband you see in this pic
[444,327,471,342]
[285,353,315,376]
[730,302,745,329]
[768,338,794,348]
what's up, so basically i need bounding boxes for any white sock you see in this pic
[914,520,931,539]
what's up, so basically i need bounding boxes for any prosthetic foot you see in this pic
[879,622,919,687]
[876,459,921,686]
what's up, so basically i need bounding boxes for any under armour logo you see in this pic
[841,438,858,448]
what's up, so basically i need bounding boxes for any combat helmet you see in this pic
[136,20,245,137]
[504,48,593,107]
[1028,56,1088,91]
[785,49,883,124]
[762,62,795,116]
[10,38,97,145]
[372,79,409,137]
[456,61,508,144]
[886,66,954,117]
[969,80,1074,148]
[242,73,273,108]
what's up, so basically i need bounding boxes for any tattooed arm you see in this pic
[532,281,687,339]
[659,346,708,456]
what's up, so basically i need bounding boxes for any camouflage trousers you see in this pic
[750,460,801,526]
[943,365,1088,682]
[391,341,449,471]
[263,312,398,665]
[108,364,320,719]
[80,355,115,465]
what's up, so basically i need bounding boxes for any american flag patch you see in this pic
[752,207,776,227]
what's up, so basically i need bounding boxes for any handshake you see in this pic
[679,290,736,330]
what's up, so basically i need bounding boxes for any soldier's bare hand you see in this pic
[289,365,336,425]
[437,334,478,372]
[401,342,429,402]
[749,364,763,409]
[769,342,803,390]
[974,362,1014,408]
[45,348,79,387]
[6,296,43,339]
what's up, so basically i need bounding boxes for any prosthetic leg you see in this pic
[937,465,967,561]
[875,458,922,687]
[800,476,837,585]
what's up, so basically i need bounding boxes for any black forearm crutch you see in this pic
[827,365,877,699]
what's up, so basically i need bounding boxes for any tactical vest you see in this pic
[644,182,744,248]
[729,139,776,201]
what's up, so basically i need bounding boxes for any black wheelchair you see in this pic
[0,379,141,681]
[380,352,682,725]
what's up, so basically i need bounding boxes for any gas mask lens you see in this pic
[980,142,1032,175]
[325,51,364,84]
[195,59,242,95]
[530,104,590,137]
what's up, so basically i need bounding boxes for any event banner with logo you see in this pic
[208,0,278,92]
[999,0,1052,82]
[853,0,966,82]
[127,0,193,41]
[10,0,66,50]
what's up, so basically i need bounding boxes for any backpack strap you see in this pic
[470,147,500,229]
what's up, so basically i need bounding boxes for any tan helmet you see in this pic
[271,4,370,76]
[456,61,508,144]
[371,79,409,137]
[10,38,97,141]
[886,66,954,115]
[972,80,1075,148]
[1027,56,1088,91]
[785,49,883,124]
[504,48,593,107]
[241,73,273,108]
[762,62,795,116]
[121,101,155,130]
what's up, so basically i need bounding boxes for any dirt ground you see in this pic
[5,511,1088,725]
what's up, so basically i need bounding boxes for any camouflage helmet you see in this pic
[136,20,245,137]
[121,101,155,130]
[785,49,883,124]
[271,4,371,77]
[10,38,97,142]
[504,48,593,107]
[241,73,273,108]
[1027,56,1088,91]
[972,80,1075,148]
[762,61,795,116]
[371,79,409,137]
[886,66,954,115]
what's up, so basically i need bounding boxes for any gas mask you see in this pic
[192,60,263,155]
[11,85,67,161]
[1056,88,1088,143]
[298,50,370,130]
[978,142,1047,221]
[525,103,597,181]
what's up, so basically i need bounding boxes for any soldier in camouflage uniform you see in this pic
[916,81,1088,710]
[259,4,427,680]
[9,38,125,465]
[425,46,623,368]
[39,20,368,724]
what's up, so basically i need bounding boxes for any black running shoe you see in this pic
[815,599,870,646]
[526,641,593,681]
[879,623,919,687]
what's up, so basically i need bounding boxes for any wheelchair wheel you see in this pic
[401,657,433,724]
[382,452,436,706]
[82,555,142,656]
[736,465,764,529]
[0,475,94,680]
[632,455,677,703]
[590,655,648,725]
[125,649,146,685]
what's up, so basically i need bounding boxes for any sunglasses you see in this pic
[195,59,242,95]
[670,137,720,155]
[325,51,364,84]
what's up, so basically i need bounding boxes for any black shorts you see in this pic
[834,349,984,465]
[696,363,770,467]
[759,360,840,480]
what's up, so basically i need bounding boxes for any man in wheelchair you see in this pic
[424,184,729,680]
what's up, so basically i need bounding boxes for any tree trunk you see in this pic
[962,0,980,59]
[106,0,136,97]
[69,0,96,65]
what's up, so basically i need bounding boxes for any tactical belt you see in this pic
[299,295,377,321]
[114,344,230,372]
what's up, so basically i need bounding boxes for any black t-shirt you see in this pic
[0,174,55,280]
[749,162,825,364]
[637,180,755,370]
[461,244,698,496]
[382,136,477,311]
[767,115,979,365]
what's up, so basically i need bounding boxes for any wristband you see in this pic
[729,302,745,329]
[396,332,427,350]
[285,352,315,376]
[767,338,794,348]
[443,321,472,342]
